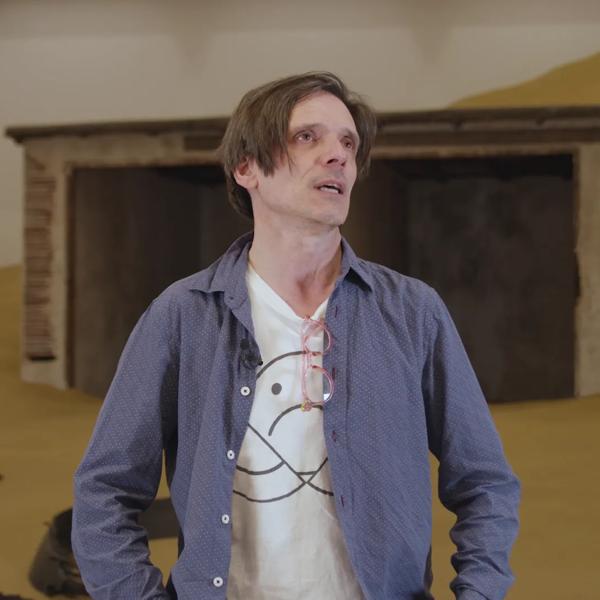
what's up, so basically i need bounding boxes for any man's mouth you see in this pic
[315,181,344,195]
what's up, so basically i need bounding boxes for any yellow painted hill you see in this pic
[453,51,600,108]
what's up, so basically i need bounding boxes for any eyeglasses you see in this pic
[300,317,335,412]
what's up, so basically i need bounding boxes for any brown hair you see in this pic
[219,71,378,219]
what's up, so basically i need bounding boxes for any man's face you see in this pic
[249,91,359,229]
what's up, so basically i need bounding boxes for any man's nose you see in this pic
[321,137,348,167]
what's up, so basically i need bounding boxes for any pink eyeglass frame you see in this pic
[300,317,335,412]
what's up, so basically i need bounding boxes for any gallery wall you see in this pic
[2,0,600,265]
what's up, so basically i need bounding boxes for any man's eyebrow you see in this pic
[289,122,320,135]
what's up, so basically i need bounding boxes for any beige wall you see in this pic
[2,0,600,266]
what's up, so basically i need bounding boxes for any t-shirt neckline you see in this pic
[246,264,329,322]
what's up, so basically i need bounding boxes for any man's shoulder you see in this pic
[148,260,225,317]
[358,258,436,304]
[155,232,251,308]
[170,262,221,295]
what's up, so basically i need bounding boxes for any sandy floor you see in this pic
[1,265,599,599]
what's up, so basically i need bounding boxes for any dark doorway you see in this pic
[69,165,249,398]
[346,154,576,402]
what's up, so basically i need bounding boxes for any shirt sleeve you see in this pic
[421,288,521,600]
[457,589,489,600]
[72,294,179,599]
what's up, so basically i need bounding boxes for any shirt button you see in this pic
[221,513,230,524]
[240,386,251,396]
[227,450,235,460]
[213,576,224,588]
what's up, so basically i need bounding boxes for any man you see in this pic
[72,72,520,600]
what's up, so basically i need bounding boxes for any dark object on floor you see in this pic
[29,498,178,596]
[29,509,86,596]
[0,594,34,600]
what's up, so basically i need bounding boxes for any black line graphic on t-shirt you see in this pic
[234,350,334,503]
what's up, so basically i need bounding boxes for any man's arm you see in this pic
[72,294,179,599]
[422,289,520,600]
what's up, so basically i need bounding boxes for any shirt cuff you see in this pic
[457,590,488,600]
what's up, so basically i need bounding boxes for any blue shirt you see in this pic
[72,233,520,600]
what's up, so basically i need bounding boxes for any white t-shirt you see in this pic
[226,265,363,599]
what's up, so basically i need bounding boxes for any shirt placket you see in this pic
[322,292,355,528]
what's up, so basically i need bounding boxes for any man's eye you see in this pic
[297,132,314,142]
[344,139,356,150]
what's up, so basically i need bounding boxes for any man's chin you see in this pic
[310,212,347,229]
[276,203,348,230]
[312,204,349,228]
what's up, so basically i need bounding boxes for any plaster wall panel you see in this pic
[575,144,600,396]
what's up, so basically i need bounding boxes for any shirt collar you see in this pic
[338,235,374,291]
[185,230,374,302]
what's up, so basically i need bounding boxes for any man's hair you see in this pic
[218,71,378,219]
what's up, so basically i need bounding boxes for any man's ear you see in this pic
[234,157,258,191]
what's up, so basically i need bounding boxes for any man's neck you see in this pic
[248,223,342,318]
